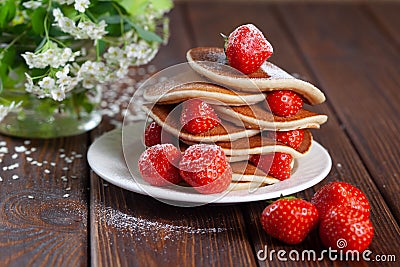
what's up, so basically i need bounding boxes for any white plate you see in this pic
[88,122,332,206]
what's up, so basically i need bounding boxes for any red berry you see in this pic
[266,90,303,117]
[276,130,305,149]
[311,182,371,219]
[261,198,319,245]
[144,122,162,147]
[144,122,177,146]
[179,144,232,194]
[249,152,292,180]
[180,99,221,134]
[319,207,374,252]
[225,24,273,74]
[138,144,182,186]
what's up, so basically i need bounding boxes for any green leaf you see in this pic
[129,22,162,43]
[100,15,123,24]
[88,2,116,15]
[120,0,172,16]
[0,46,16,86]
[31,7,47,35]
[0,0,17,28]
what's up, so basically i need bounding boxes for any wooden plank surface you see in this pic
[365,2,400,50]
[0,135,88,267]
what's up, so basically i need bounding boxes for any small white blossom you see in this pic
[51,87,66,101]
[22,45,77,69]
[74,0,90,13]
[22,1,43,9]
[56,65,70,79]
[38,77,55,90]
[52,8,63,22]
[53,9,107,41]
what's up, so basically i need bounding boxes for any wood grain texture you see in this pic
[276,3,400,221]
[0,135,88,267]
[365,2,400,50]
[90,174,256,267]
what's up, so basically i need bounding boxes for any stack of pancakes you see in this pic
[142,47,327,191]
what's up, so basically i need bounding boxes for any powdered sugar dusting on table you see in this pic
[97,205,228,241]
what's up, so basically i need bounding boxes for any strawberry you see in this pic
[144,122,162,147]
[261,197,319,245]
[249,152,292,180]
[144,121,177,147]
[225,24,273,74]
[319,207,374,252]
[311,182,371,219]
[179,144,232,194]
[266,90,303,117]
[138,144,182,186]
[276,129,305,149]
[180,99,221,134]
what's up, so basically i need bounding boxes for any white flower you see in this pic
[56,65,70,79]
[52,8,63,22]
[104,46,123,63]
[53,8,107,41]
[116,66,128,78]
[58,16,77,35]
[51,86,66,101]
[74,0,90,13]
[22,1,42,9]
[22,45,78,69]
[38,77,55,90]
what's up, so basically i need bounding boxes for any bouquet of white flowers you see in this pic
[0,0,172,136]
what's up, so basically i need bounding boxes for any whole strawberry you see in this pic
[179,144,232,194]
[319,207,374,252]
[138,144,182,186]
[311,182,371,219]
[266,90,303,117]
[261,198,319,245]
[276,129,304,149]
[249,152,292,180]
[180,99,221,134]
[225,24,273,74]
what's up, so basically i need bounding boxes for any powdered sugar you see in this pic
[97,205,228,240]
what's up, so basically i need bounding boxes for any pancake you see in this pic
[213,102,328,131]
[187,47,326,105]
[230,161,280,183]
[142,104,260,143]
[217,130,313,158]
[227,155,249,163]
[143,82,266,106]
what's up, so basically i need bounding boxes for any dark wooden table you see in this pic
[1,2,399,266]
